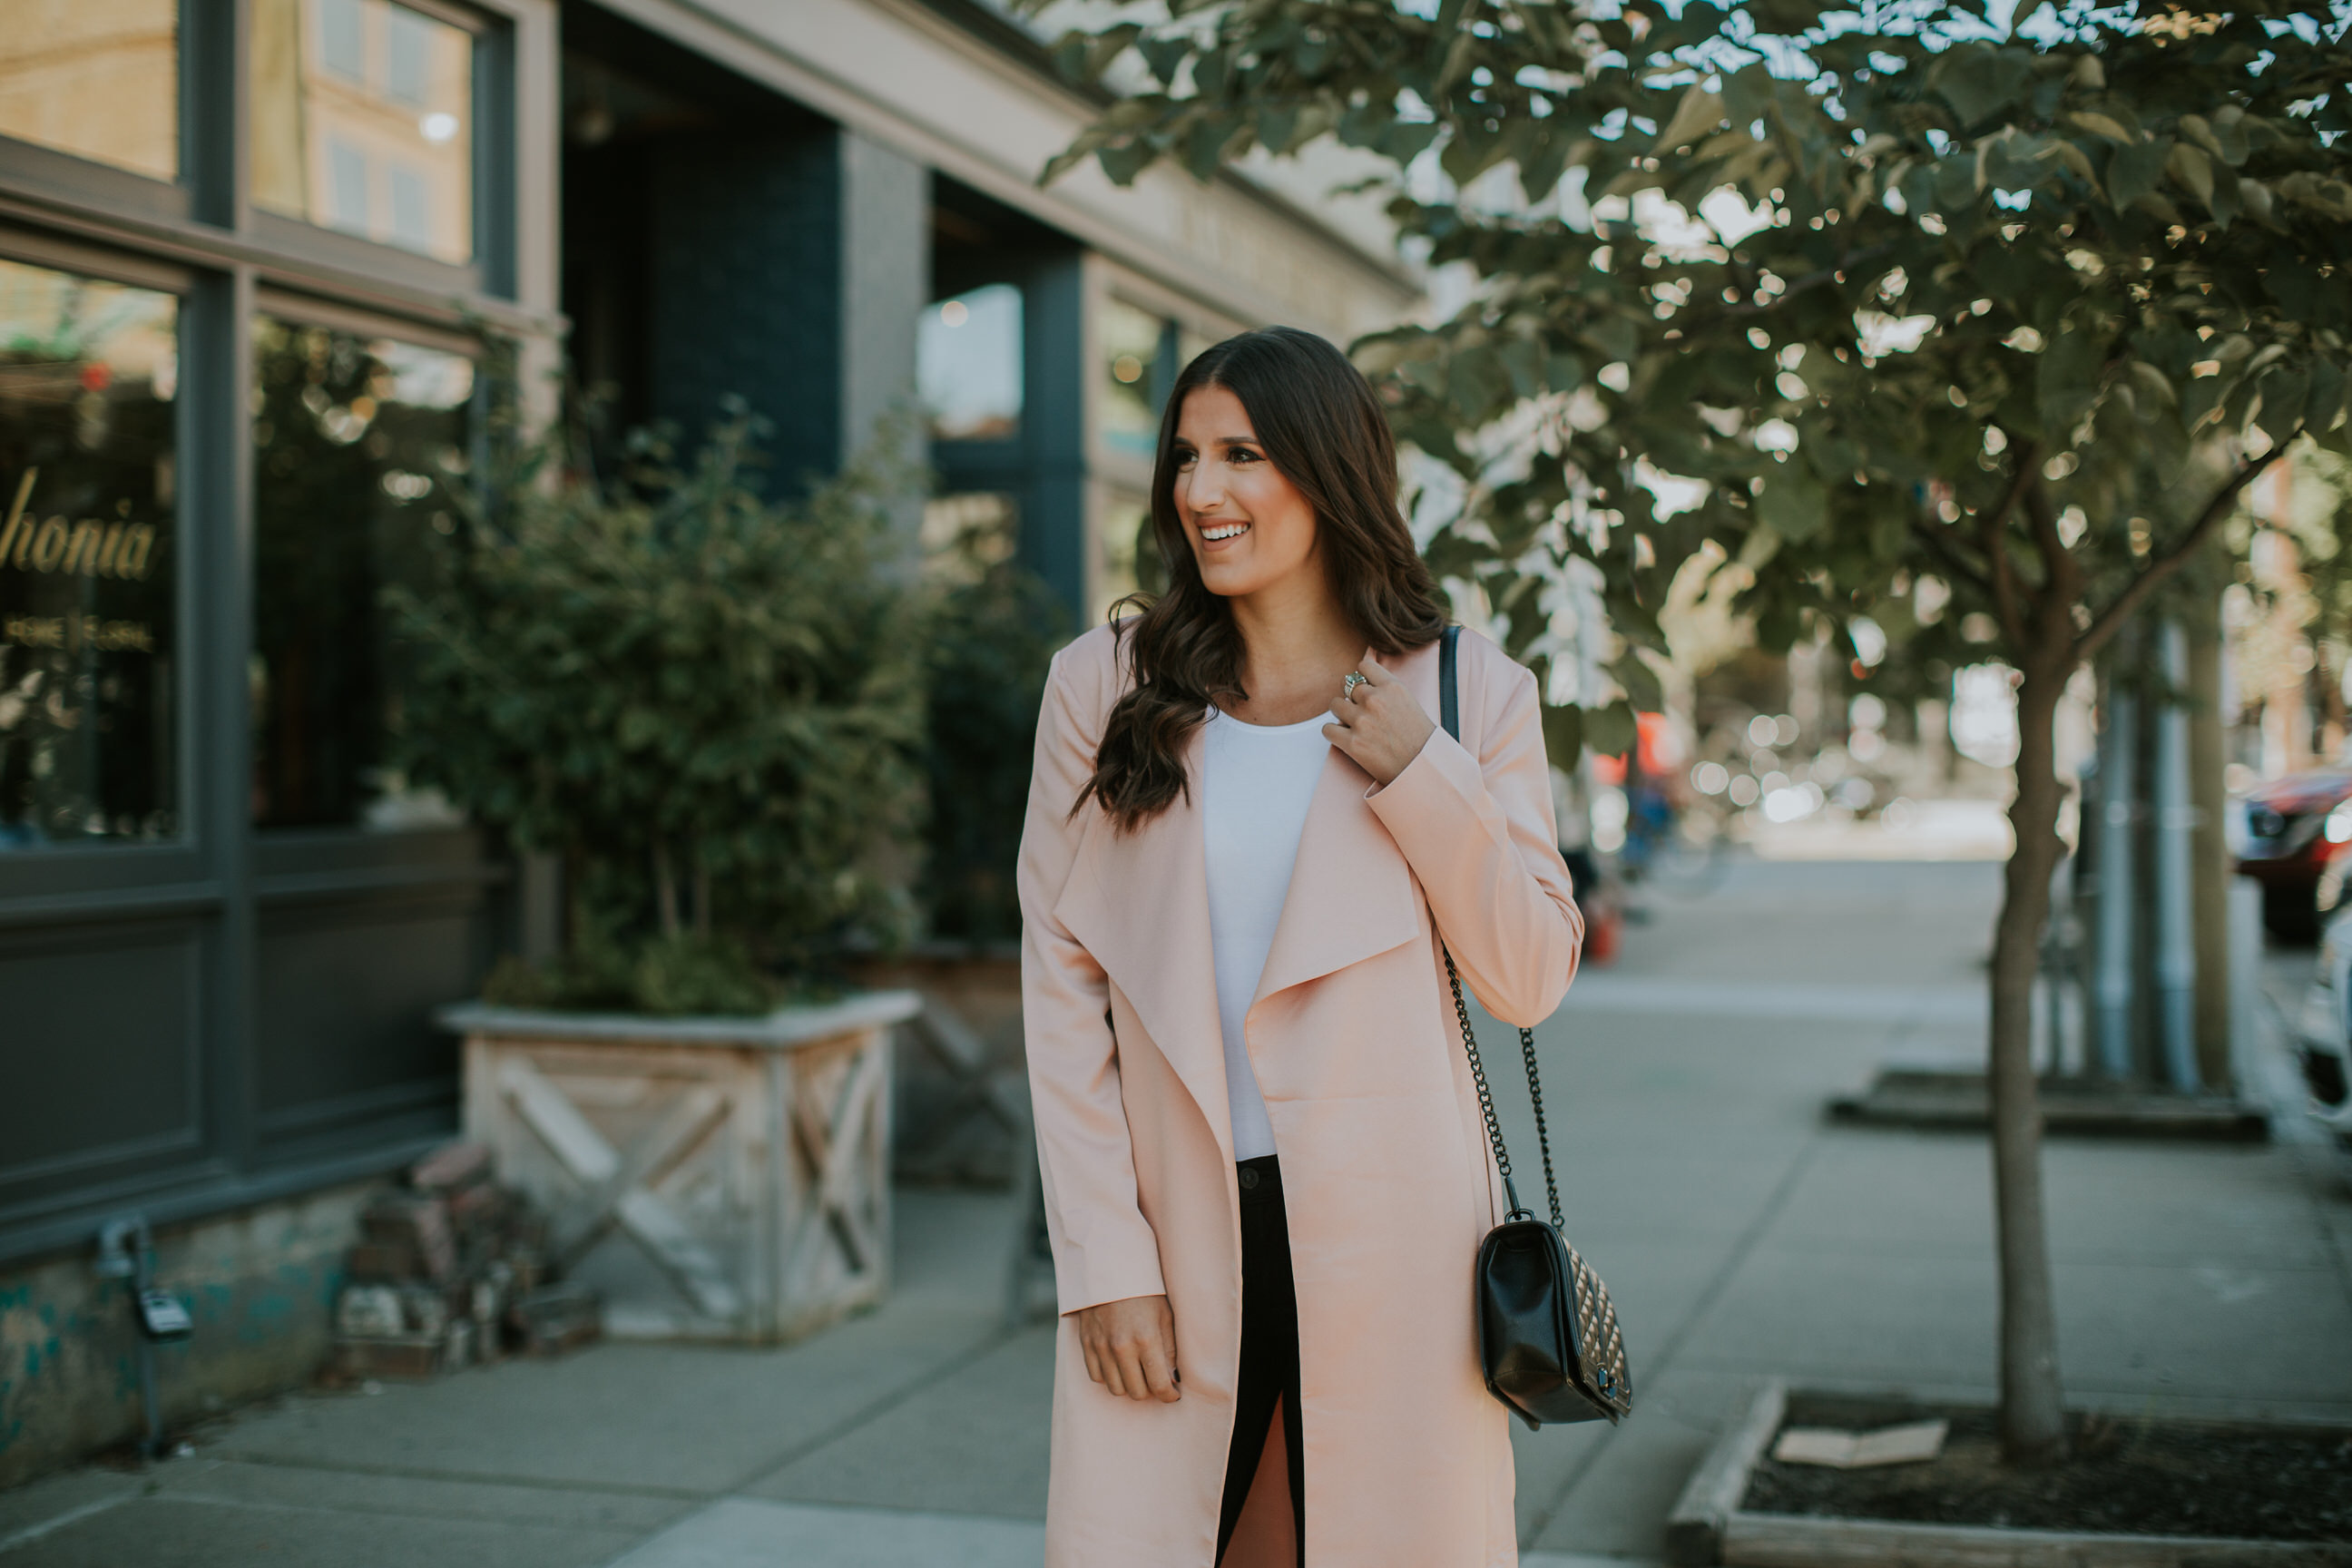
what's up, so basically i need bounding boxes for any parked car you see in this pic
[2236,766,2352,940]
[2294,906,2352,1180]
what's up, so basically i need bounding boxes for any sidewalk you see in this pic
[5,861,2349,1566]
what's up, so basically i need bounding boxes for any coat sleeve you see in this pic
[1365,652,1583,1026]
[1017,643,1170,1317]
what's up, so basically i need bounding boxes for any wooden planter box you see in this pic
[443,991,921,1344]
[844,944,1027,1186]
[1669,1382,2349,1568]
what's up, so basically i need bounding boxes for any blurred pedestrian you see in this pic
[1018,328,1583,1568]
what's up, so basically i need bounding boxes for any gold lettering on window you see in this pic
[0,471,162,581]
[30,517,67,572]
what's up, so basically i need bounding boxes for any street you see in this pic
[4,859,2347,1567]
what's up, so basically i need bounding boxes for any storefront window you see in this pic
[918,284,1022,442]
[0,0,179,182]
[251,0,475,264]
[251,316,473,831]
[1100,298,1171,460]
[1096,490,1156,622]
[0,258,179,849]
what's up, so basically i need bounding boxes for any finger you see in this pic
[1328,701,1355,728]
[1357,652,1396,683]
[1082,1337,1104,1387]
[1138,1338,1180,1402]
[1114,1341,1153,1401]
[1321,721,1354,751]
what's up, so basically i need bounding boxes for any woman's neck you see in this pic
[1223,571,1365,727]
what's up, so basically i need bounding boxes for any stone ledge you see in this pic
[436,990,923,1051]
[1828,1068,2269,1141]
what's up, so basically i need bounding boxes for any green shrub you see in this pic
[387,397,925,1014]
[918,549,1066,943]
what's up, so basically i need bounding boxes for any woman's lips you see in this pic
[1199,520,1251,544]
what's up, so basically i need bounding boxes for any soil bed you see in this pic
[1741,1397,2352,1543]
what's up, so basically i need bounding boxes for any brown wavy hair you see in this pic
[1077,326,1446,831]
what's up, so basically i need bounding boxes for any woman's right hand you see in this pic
[1075,1293,1181,1402]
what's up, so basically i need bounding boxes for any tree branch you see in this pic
[2022,477,2082,622]
[2073,431,2300,665]
[1983,442,2040,648]
[1909,518,1994,600]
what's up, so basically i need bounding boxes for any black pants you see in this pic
[1217,1154,1304,1565]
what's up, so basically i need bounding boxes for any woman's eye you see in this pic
[1229,448,1259,465]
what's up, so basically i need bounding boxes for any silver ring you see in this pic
[1342,671,1367,699]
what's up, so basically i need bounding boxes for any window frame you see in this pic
[0,0,554,1266]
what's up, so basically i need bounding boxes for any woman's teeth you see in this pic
[1202,522,1250,542]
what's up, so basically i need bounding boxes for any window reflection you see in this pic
[918,284,1022,442]
[0,0,179,181]
[1100,299,1172,460]
[1096,491,1158,622]
[0,258,180,849]
[252,0,474,264]
[251,317,474,832]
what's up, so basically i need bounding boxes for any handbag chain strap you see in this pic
[1436,624,1563,1232]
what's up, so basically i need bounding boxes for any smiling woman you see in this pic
[1023,327,1584,1568]
[1080,328,1446,829]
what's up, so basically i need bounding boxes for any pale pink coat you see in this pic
[1018,622,1583,1568]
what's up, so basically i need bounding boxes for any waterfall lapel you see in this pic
[1250,742,1424,1009]
[1048,722,1234,1160]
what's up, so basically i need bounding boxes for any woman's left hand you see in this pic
[1324,653,1437,789]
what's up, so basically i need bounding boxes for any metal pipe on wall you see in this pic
[2093,675,2139,1080]
[2152,623,2202,1091]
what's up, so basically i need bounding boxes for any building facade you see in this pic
[0,0,1416,1483]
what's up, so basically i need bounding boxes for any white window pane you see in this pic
[318,0,364,81]
[254,0,473,263]
[387,164,429,249]
[328,139,369,229]
[384,7,427,104]
[919,284,1023,442]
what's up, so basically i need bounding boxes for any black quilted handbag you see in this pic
[1438,625,1633,1430]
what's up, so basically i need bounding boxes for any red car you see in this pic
[2238,767,2352,939]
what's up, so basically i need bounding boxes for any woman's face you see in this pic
[1171,384,1318,601]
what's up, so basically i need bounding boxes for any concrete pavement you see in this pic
[5,859,2348,1566]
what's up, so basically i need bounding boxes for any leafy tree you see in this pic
[1031,0,2352,1464]
[387,397,927,1013]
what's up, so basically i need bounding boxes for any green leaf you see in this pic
[1581,701,1640,760]
[1931,44,2033,126]
[1097,139,1156,186]
[2307,359,2347,436]
[1755,466,1828,542]
[2105,137,2169,210]
[1540,702,1583,767]
[1137,33,1191,85]
[2165,142,2213,205]
[1652,87,1728,154]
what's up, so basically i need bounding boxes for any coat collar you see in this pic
[1050,642,1441,1155]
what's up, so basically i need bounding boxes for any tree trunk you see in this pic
[1992,656,2070,1466]
[2184,592,2234,1088]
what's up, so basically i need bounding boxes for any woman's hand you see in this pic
[1075,1293,1181,1402]
[1324,654,1437,788]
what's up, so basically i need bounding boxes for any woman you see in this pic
[1018,327,1583,1568]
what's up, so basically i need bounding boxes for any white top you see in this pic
[1200,706,1332,1162]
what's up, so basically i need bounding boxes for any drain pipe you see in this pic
[2152,622,2202,1092]
[97,1217,191,1459]
[2093,672,2139,1080]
